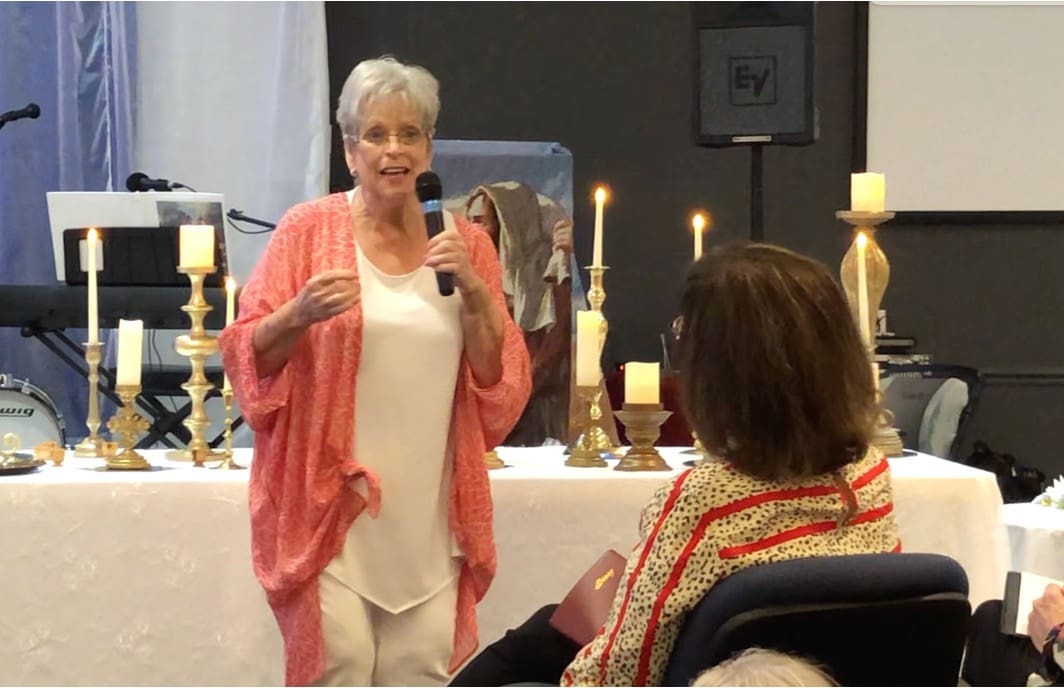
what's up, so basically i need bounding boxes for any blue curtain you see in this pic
[0,1,135,442]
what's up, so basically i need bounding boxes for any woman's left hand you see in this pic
[424,228,483,294]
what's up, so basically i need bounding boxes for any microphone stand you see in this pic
[227,209,276,230]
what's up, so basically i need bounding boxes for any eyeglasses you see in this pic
[345,126,427,147]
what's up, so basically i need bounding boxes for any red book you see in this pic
[549,549,627,646]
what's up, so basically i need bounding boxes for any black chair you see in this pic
[880,363,983,459]
[663,553,971,687]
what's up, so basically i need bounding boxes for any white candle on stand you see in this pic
[116,319,143,387]
[692,212,707,261]
[86,228,99,344]
[223,277,236,391]
[850,173,885,213]
[575,310,603,387]
[624,361,660,405]
[856,232,871,348]
[179,225,215,269]
[592,186,607,267]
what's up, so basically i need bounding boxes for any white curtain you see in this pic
[133,0,329,284]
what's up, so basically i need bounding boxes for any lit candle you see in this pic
[575,310,603,387]
[223,277,236,392]
[856,232,872,348]
[179,224,215,269]
[624,361,660,405]
[850,173,885,213]
[592,186,607,267]
[692,212,707,261]
[116,319,143,387]
[86,228,99,344]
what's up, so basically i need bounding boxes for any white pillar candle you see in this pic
[179,224,215,269]
[856,232,872,348]
[575,310,603,387]
[223,277,236,391]
[116,319,143,387]
[592,186,607,267]
[624,361,660,405]
[86,228,99,344]
[850,173,885,213]
[692,212,707,261]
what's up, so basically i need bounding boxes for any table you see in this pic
[0,448,1009,686]
[1001,502,1064,581]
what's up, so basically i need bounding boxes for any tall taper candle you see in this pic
[692,212,707,261]
[87,228,99,344]
[592,186,607,267]
[179,224,215,269]
[116,319,144,387]
[223,277,236,391]
[575,310,603,386]
[856,231,871,348]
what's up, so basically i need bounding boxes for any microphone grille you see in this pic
[126,172,148,192]
[27,103,40,119]
[415,171,442,202]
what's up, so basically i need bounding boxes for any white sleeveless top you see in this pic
[324,192,464,613]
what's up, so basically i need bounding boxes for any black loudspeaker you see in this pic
[692,2,817,147]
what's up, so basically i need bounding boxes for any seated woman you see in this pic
[451,242,901,687]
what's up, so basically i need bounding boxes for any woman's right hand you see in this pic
[291,269,361,328]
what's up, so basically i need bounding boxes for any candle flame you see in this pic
[856,231,868,248]
[88,227,98,241]
[691,212,707,232]
[226,276,236,292]
[593,186,608,204]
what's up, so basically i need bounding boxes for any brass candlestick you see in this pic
[580,265,620,453]
[483,449,505,470]
[172,266,224,467]
[566,385,611,467]
[837,210,904,457]
[614,403,672,471]
[212,387,245,470]
[73,341,105,457]
[105,385,151,470]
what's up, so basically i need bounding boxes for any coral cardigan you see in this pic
[218,193,531,686]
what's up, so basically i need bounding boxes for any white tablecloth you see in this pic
[1002,502,1064,581]
[0,447,1009,686]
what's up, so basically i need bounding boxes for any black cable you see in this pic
[171,182,198,192]
[227,215,275,235]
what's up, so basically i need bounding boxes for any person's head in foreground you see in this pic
[692,647,838,687]
[677,242,878,480]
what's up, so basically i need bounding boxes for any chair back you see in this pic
[880,363,983,459]
[663,553,971,687]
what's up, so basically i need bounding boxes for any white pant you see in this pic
[316,568,459,687]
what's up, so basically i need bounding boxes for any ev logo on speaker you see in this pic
[729,56,777,106]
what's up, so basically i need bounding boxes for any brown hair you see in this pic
[677,242,877,481]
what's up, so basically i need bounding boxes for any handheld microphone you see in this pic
[415,171,454,297]
[0,102,40,129]
[126,172,175,192]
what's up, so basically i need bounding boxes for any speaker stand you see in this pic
[750,144,764,241]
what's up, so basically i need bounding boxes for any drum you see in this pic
[0,374,66,449]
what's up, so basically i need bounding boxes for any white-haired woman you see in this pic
[219,57,531,687]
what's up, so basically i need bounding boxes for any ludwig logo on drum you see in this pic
[0,407,33,417]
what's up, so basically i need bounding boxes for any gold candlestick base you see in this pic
[74,341,105,457]
[212,388,245,470]
[567,385,610,468]
[483,449,505,470]
[614,403,673,472]
[105,385,151,470]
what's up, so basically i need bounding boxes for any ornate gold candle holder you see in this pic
[105,385,151,470]
[566,385,612,468]
[614,403,672,471]
[212,387,245,470]
[483,449,505,470]
[837,210,904,457]
[172,266,224,467]
[73,341,105,457]
[570,264,621,453]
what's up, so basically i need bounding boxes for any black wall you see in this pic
[325,2,1064,477]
